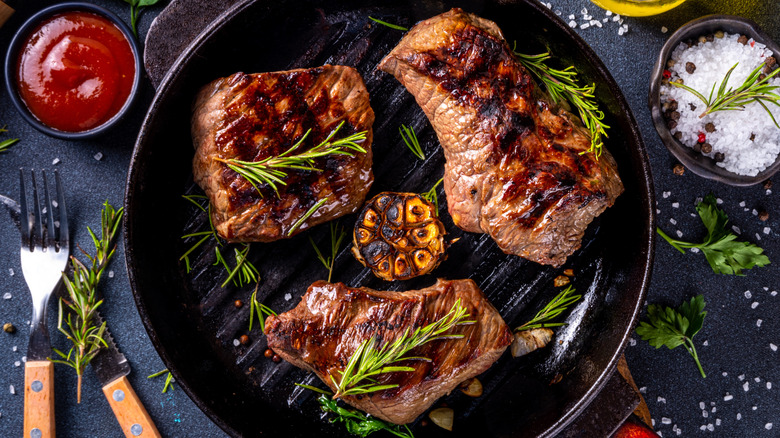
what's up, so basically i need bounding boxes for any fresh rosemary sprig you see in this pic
[399,124,425,160]
[513,47,609,158]
[309,222,347,282]
[288,197,328,236]
[369,16,408,31]
[249,284,277,333]
[148,368,175,393]
[0,125,19,153]
[180,194,261,287]
[669,62,780,128]
[296,384,415,438]
[515,285,581,331]
[420,178,444,213]
[52,201,123,403]
[215,121,367,197]
[332,299,474,399]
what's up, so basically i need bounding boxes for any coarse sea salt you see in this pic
[661,33,780,176]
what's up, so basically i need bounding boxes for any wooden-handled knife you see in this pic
[91,315,161,438]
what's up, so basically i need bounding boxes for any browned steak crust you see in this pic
[265,279,512,424]
[191,65,374,241]
[378,9,624,267]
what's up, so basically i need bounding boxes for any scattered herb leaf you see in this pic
[148,368,175,393]
[399,124,425,160]
[636,295,707,378]
[670,62,780,128]
[52,201,123,403]
[309,221,347,282]
[657,194,770,275]
[515,285,581,331]
[296,384,414,438]
[215,121,367,197]
[420,178,444,213]
[333,299,474,399]
[120,0,162,36]
[368,16,408,31]
[288,198,328,236]
[249,284,277,333]
[216,244,259,288]
[0,126,19,153]
[513,47,609,158]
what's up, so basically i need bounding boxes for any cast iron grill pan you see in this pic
[124,1,654,436]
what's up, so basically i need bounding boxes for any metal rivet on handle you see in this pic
[113,389,125,402]
[131,423,143,436]
[31,380,43,392]
[30,428,42,438]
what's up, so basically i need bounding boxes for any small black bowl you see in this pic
[648,15,780,186]
[3,2,142,140]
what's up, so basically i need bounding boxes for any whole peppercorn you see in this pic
[693,142,702,153]
[698,36,707,44]
[264,348,274,358]
[666,59,676,68]
[714,152,725,162]
[667,120,678,130]
[239,334,250,345]
[3,323,15,334]
[705,34,714,42]
[686,62,696,74]
[766,56,777,68]
[738,34,749,45]
[701,143,713,154]
[763,179,773,189]
[673,164,685,176]
[669,111,681,121]
[750,133,756,141]
[272,354,281,363]
[705,123,716,133]
[234,300,243,309]
[714,30,725,39]
[758,210,770,222]
[669,100,678,111]
[674,131,683,141]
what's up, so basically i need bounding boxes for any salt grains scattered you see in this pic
[661,33,780,176]
[737,413,742,420]
[732,225,742,234]
[569,20,576,28]
[752,406,758,411]
[739,374,746,381]
[663,191,671,198]
[743,382,750,392]
[7,269,12,276]
[745,290,752,299]
[670,218,677,225]
[108,270,114,278]
[768,382,772,389]
[703,340,709,346]
[52,158,60,165]
[94,152,103,161]
[771,343,778,351]
[662,26,668,33]
[661,417,672,424]
[752,301,759,309]
[9,385,14,395]
[676,230,683,238]
[722,372,728,377]
[672,202,679,208]
[716,418,721,426]
[657,396,666,403]
[764,227,771,234]
[767,423,774,430]
[739,201,746,207]
[2,293,11,300]
[707,424,714,431]
[700,401,706,409]
[724,394,733,401]
[702,410,709,418]
[232,339,240,347]
[757,319,763,327]
[284,293,292,301]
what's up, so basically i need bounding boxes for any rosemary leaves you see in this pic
[0,125,19,153]
[215,121,367,197]
[399,124,425,160]
[420,178,444,213]
[513,48,609,158]
[309,221,347,282]
[332,299,474,399]
[515,285,581,331]
[52,201,123,402]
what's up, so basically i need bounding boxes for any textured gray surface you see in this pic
[0,0,778,437]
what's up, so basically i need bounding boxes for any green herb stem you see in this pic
[249,285,277,333]
[309,222,346,282]
[420,178,443,213]
[399,124,425,160]
[515,285,581,331]
[368,16,408,31]
[288,198,328,236]
[216,121,367,197]
[513,48,609,158]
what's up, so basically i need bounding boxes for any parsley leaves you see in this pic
[657,194,770,275]
[636,295,707,378]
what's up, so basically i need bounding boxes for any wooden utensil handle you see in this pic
[0,1,14,29]
[102,376,161,438]
[24,360,55,438]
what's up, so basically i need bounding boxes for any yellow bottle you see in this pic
[589,0,688,17]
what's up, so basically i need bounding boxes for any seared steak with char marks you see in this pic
[191,65,374,241]
[378,9,624,267]
[265,279,512,424]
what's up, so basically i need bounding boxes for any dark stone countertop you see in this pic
[0,0,778,437]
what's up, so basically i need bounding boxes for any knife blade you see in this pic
[91,312,162,438]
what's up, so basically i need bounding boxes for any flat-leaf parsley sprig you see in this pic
[295,384,414,438]
[513,47,609,158]
[657,194,770,275]
[215,121,367,197]
[636,295,707,378]
[118,0,162,36]
[333,299,474,399]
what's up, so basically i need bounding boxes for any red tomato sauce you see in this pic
[16,11,136,132]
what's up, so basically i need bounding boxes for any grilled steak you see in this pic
[191,66,374,241]
[378,9,624,267]
[265,279,512,424]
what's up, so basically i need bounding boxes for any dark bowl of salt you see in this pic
[649,15,780,186]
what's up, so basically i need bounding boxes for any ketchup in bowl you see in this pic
[15,11,136,133]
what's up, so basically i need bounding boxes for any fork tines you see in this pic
[19,169,68,252]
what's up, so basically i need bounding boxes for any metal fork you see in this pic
[20,170,69,438]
